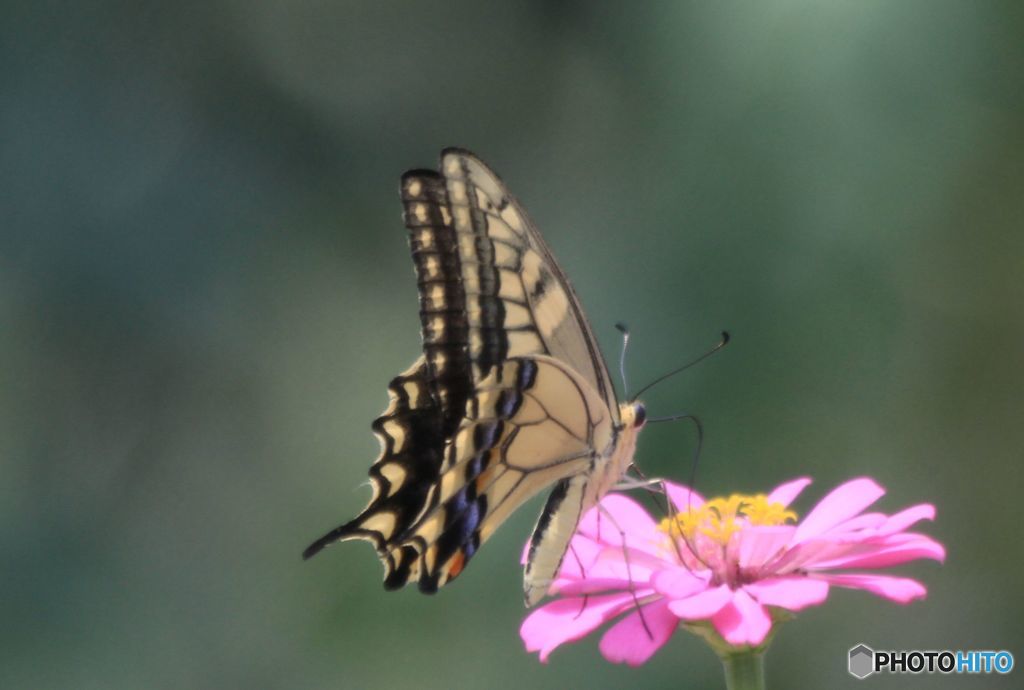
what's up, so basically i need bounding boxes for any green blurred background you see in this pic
[4,2,1022,688]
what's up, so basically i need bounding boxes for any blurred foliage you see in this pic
[3,2,1022,689]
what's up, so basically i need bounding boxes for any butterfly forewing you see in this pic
[402,171,474,436]
[439,149,618,415]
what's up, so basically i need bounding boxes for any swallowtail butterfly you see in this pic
[304,149,647,605]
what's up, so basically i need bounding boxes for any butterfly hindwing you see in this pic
[403,355,614,593]
[301,357,444,589]
[523,473,593,606]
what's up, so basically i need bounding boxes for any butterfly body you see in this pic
[304,149,645,605]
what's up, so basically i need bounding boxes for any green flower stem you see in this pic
[720,650,765,690]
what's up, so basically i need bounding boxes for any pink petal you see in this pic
[550,534,603,574]
[599,599,679,666]
[744,576,829,611]
[550,540,656,593]
[737,525,796,571]
[652,567,708,599]
[828,512,887,533]
[711,589,772,646]
[564,555,639,585]
[554,578,647,596]
[793,478,885,543]
[816,573,928,603]
[520,592,639,662]
[580,494,657,538]
[667,584,734,620]
[591,546,671,574]
[553,543,669,593]
[767,477,812,507]
[877,504,936,536]
[577,495,663,555]
[808,536,946,569]
[559,546,666,589]
[766,537,849,574]
[665,481,706,514]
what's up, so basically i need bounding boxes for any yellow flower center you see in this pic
[658,493,798,546]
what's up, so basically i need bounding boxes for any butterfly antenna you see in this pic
[615,322,631,399]
[631,331,730,401]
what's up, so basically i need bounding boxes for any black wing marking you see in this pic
[402,170,474,437]
[440,148,619,415]
[302,358,443,589]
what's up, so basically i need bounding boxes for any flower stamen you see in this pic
[659,493,797,546]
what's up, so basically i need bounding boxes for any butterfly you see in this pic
[303,148,647,606]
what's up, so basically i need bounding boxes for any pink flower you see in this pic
[521,477,944,666]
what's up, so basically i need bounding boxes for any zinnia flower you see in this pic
[521,477,944,666]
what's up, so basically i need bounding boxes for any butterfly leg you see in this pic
[610,476,664,491]
[628,466,714,572]
[594,502,655,641]
[565,541,594,622]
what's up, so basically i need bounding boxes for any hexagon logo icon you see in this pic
[849,644,875,679]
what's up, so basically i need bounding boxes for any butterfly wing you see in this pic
[402,355,614,594]
[301,356,445,589]
[434,147,618,413]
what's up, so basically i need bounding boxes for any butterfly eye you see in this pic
[633,403,647,429]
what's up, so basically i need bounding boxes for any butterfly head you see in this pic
[618,401,647,430]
